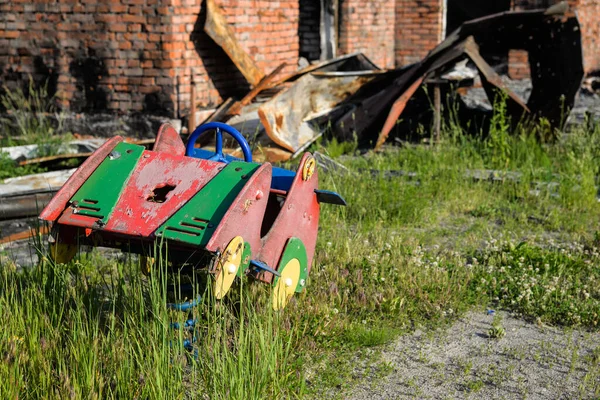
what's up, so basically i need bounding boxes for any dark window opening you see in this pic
[298,0,338,63]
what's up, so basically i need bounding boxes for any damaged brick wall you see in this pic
[0,0,178,116]
[171,0,299,115]
[395,0,444,66]
[576,0,600,74]
[0,0,298,118]
[509,0,600,78]
[338,0,395,68]
[2,0,597,119]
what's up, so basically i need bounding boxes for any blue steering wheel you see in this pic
[185,122,252,163]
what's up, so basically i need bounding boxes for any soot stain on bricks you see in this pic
[69,49,109,113]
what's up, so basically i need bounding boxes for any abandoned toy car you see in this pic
[39,122,345,309]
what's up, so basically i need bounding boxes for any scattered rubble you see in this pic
[197,3,585,157]
[0,4,595,244]
[0,4,590,167]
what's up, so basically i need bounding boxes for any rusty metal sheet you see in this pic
[227,63,287,116]
[269,52,380,88]
[375,76,425,150]
[311,70,387,78]
[438,6,582,127]
[204,0,264,86]
[0,169,76,196]
[0,193,57,220]
[375,36,529,148]
[258,73,377,153]
[230,146,293,163]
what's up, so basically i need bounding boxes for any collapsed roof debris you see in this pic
[196,48,387,159]
[333,3,583,148]
[201,3,583,158]
[258,53,382,153]
[0,4,588,224]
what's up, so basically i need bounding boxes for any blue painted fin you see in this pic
[249,259,281,276]
[314,189,347,206]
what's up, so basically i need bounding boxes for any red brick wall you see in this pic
[170,0,300,113]
[3,0,596,119]
[395,0,443,66]
[508,50,530,79]
[0,0,299,117]
[0,0,178,115]
[576,0,600,74]
[338,0,395,69]
[510,0,600,75]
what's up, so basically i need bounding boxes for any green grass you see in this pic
[1,78,72,181]
[1,78,71,149]
[2,99,600,397]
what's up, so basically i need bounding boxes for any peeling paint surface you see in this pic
[103,150,222,236]
[256,153,320,283]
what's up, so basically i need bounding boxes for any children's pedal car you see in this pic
[40,122,345,309]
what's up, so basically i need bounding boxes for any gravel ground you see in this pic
[344,310,600,399]
[0,218,41,268]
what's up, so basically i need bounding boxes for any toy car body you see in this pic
[39,123,345,309]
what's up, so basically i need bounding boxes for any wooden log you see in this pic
[204,0,265,86]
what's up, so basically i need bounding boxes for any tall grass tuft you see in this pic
[0,240,305,399]
[1,78,69,153]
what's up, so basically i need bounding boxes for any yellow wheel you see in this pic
[49,242,77,264]
[272,258,300,310]
[214,236,244,299]
[302,156,316,181]
[140,255,155,276]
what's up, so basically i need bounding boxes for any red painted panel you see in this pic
[205,163,272,258]
[103,151,222,236]
[57,208,104,230]
[39,136,123,222]
[256,153,320,283]
[152,123,185,156]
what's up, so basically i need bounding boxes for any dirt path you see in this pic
[345,311,600,399]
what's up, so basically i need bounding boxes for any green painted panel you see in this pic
[273,237,308,293]
[70,142,144,223]
[155,162,259,247]
[238,241,252,277]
